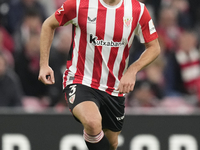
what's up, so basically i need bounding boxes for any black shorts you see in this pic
[64,84,125,132]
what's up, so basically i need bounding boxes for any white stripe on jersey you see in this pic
[138,2,145,22]
[99,8,116,90]
[82,0,99,86]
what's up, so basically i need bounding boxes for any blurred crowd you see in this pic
[0,0,200,113]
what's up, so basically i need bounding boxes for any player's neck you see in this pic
[102,0,121,6]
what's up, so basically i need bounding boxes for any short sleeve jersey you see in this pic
[55,0,158,97]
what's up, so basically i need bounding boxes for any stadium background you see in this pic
[0,0,200,150]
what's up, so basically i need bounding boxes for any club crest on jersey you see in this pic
[123,17,132,27]
[69,94,76,104]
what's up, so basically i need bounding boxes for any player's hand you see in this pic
[116,71,136,94]
[38,65,55,85]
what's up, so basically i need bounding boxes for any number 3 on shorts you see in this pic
[69,85,77,96]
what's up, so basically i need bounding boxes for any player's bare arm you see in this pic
[117,38,160,93]
[38,14,60,85]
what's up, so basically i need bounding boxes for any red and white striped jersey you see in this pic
[55,0,158,97]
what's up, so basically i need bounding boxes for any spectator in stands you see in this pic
[188,0,200,42]
[0,28,14,67]
[0,26,14,54]
[0,51,23,107]
[14,33,50,109]
[126,56,165,107]
[126,79,160,107]
[144,55,165,98]
[39,0,56,17]
[7,0,46,34]
[164,30,200,106]
[156,6,182,54]
[171,0,192,29]
[14,9,43,53]
[188,0,200,27]
[0,0,11,28]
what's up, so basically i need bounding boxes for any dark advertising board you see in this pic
[0,114,200,150]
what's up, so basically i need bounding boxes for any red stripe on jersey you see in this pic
[139,5,158,43]
[106,4,124,94]
[91,1,107,88]
[55,0,76,26]
[63,70,69,88]
[63,26,76,88]
[73,0,89,84]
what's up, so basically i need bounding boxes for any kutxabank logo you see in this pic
[90,34,125,47]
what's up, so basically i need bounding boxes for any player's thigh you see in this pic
[73,101,102,134]
[103,129,121,150]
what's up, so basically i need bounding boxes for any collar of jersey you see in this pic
[99,0,123,9]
